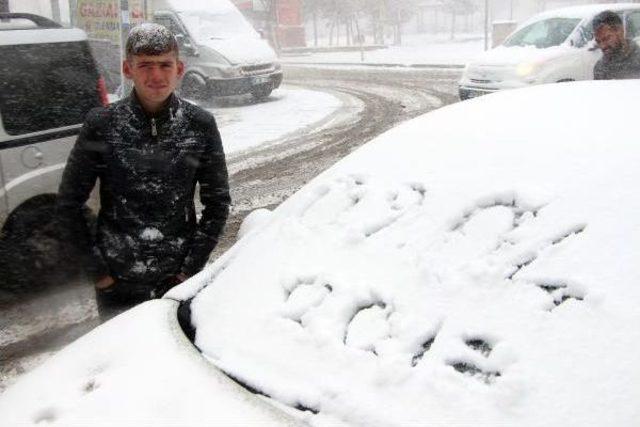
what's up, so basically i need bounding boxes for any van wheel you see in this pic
[251,85,273,101]
[181,73,208,100]
[0,195,90,299]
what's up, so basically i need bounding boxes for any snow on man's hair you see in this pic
[126,23,179,58]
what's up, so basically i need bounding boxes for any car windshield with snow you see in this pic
[503,17,581,48]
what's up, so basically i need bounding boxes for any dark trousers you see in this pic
[95,278,178,322]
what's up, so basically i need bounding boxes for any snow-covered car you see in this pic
[2,81,640,426]
[459,3,640,100]
[151,0,283,101]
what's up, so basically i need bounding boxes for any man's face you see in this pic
[595,24,625,57]
[123,52,184,108]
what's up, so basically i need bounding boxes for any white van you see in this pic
[459,3,640,100]
[0,13,106,292]
[150,0,282,100]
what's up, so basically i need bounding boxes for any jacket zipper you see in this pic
[151,118,158,137]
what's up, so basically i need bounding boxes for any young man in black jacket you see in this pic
[57,23,230,320]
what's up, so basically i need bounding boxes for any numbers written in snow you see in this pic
[277,188,589,386]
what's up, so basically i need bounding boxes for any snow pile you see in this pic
[191,80,640,426]
[211,87,345,155]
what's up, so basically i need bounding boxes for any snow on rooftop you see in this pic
[521,2,640,23]
[0,28,86,46]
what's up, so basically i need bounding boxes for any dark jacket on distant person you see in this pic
[594,39,640,80]
[57,92,230,285]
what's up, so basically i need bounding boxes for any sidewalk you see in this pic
[280,32,487,68]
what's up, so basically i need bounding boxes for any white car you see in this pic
[459,3,640,99]
[2,81,639,426]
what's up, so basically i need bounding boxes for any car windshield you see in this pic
[504,17,581,48]
[178,10,259,40]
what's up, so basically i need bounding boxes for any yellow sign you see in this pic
[76,0,146,44]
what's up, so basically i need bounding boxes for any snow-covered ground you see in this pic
[211,86,343,155]
[281,32,486,66]
[2,80,639,425]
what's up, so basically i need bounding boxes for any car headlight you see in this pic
[516,62,537,77]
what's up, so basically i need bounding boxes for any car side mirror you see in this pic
[176,34,198,56]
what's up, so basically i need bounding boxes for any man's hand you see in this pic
[95,275,116,289]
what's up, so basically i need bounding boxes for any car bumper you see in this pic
[207,72,283,96]
[458,85,500,100]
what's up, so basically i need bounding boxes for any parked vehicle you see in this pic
[150,0,283,101]
[0,13,107,293]
[2,79,639,426]
[459,3,640,99]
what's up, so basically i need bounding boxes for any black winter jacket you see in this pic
[57,92,230,283]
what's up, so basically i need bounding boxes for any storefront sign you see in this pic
[76,0,145,43]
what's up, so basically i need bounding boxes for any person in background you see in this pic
[57,23,230,321]
[592,10,640,80]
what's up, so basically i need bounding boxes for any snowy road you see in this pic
[0,65,463,391]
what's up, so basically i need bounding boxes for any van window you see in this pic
[504,18,581,48]
[573,24,593,48]
[178,10,259,41]
[626,11,640,38]
[0,41,102,136]
[154,15,186,37]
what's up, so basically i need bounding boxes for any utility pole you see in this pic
[50,0,61,23]
[120,0,131,92]
[484,0,489,50]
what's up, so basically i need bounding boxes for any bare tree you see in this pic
[439,0,476,39]
[385,0,416,45]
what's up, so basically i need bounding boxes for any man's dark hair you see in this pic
[126,23,179,58]
[592,10,623,32]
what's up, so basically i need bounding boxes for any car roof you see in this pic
[524,2,640,23]
[0,27,88,46]
[0,13,87,46]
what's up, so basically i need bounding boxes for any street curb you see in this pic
[280,45,387,54]
[282,62,466,69]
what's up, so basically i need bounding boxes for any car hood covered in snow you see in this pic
[1,81,639,426]
[185,81,640,426]
[467,44,572,67]
[0,300,303,426]
[199,37,277,65]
